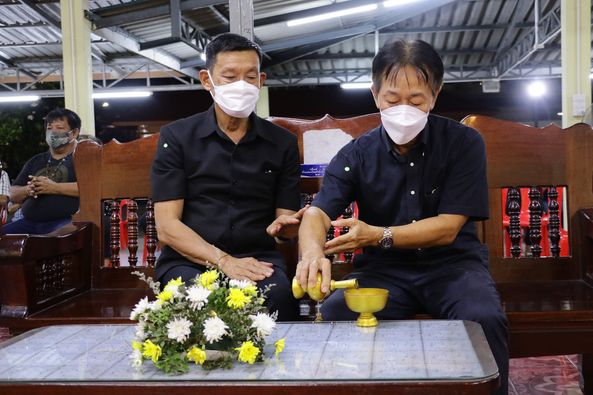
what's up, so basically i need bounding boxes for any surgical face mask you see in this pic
[207,70,260,118]
[381,104,429,145]
[46,130,73,150]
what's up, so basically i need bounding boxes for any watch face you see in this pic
[380,236,393,249]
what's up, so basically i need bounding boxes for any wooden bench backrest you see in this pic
[73,134,159,289]
[461,115,593,283]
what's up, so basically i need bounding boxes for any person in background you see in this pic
[151,33,305,321]
[0,161,10,224]
[296,39,508,395]
[4,108,81,234]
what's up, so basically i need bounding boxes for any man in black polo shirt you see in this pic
[151,33,303,321]
[297,40,508,394]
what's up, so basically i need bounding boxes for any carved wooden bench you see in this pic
[1,114,593,393]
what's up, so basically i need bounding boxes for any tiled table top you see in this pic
[0,320,498,383]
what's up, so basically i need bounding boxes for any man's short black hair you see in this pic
[44,108,81,131]
[372,39,444,95]
[205,33,263,70]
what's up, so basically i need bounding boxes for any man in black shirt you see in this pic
[5,108,80,234]
[297,40,508,394]
[151,33,304,321]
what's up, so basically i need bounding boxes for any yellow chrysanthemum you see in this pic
[226,288,251,309]
[274,338,286,358]
[156,289,173,303]
[235,341,260,364]
[243,284,258,297]
[164,276,184,291]
[142,339,162,363]
[199,270,219,289]
[132,340,143,351]
[187,346,207,365]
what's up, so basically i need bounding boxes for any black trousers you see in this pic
[321,253,509,395]
[158,250,299,322]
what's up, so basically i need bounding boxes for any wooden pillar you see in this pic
[561,0,591,128]
[256,86,270,118]
[60,0,95,135]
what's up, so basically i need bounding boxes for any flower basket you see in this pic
[130,270,285,374]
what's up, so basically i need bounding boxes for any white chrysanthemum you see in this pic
[135,320,147,340]
[166,317,192,343]
[203,316,228,343]
[250,312,276,337]
[130,296,150,320]
[186,285,211,310]
[164,284,183,299]
[229,279,252,289]
[130,349,143,369]
[148,300,162,311]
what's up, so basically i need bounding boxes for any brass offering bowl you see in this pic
[344,288,389,327]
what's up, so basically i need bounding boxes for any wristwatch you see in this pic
[378,227,393,249]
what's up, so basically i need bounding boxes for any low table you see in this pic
[0,320,499,394]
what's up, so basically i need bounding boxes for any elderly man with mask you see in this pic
[296,40,509,395]
[151,33,305,321]
[4,108,80,235]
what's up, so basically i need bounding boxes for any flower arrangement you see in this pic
[130,270,285,373]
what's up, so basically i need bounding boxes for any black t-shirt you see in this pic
[313,114,489,265]
[14,151,79,222]
[151,106,301,278]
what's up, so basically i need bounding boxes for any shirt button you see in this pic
[410,190,416,195]
[230,225,235,230]
[409,162,414,167]
[412,219,417,223]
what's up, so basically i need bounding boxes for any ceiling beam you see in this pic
[495,1,561,78]
[87,0,226,29]
[382,22,533,34]
[0,22,48,28]
[94,27,199,79]
[260,0,457,68]
[493,0,533,62]
[294,48,500,62]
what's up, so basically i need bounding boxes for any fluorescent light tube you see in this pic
[287,4,378,27]
[0,95,40,103]
[341,82,373,90]
[92,91,153,99]
[383,0,420,7]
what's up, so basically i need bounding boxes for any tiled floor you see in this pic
[0,327,584,394]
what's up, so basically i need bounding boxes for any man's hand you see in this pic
[219,256,274,282]
[29,175,59,196]
[296,254,332,294]
[324,217,382,255]
[266,205,309,240]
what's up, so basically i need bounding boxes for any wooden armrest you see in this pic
[0,222,92,259]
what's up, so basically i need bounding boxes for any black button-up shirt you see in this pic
[151,106,301,278]
[313,114,489,265]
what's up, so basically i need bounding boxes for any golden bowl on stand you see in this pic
[344,288,389,327]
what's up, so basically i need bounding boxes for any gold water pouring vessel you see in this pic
[292,273,358,301]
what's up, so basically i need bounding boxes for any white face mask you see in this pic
[381,104,429,145]
[207,70,260,118]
